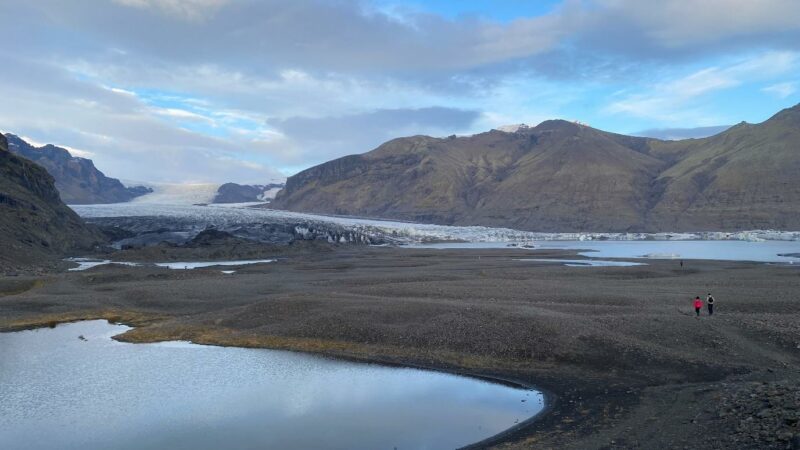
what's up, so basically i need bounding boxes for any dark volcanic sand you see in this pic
[1,247,799,449]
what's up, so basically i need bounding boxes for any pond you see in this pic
[0,321,543,450]
[515,258,646,267]
[66,259,275,272]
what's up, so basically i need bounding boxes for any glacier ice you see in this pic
[71,203,800,246]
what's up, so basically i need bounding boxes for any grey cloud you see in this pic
[267,107,480,164]
[1,0,798,182]
[6,0,799,83]
[562,0,800,67]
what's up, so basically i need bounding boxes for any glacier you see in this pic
[66,203,800,262]
[72,202,800,245]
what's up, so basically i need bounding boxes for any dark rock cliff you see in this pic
[212,182,285,203]
[0,134,104,270]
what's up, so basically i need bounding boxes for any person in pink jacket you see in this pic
[693,296,703,317]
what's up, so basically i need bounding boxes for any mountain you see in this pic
[212,182,285,203]
[272,104,800,232]
[4,134,152,204]
[0,134,103,270]
[643,105,800,231]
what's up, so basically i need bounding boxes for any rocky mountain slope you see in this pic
[5,134,151,204]
[272,104,800,232]
[644,105,800,231]
[212,182,285,203]
[0,134,103,270]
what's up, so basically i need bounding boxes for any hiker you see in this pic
[693,296,703,317]
[707,293,715,316]
[680,260,684,268]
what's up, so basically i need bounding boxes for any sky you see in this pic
[1,0,799,183]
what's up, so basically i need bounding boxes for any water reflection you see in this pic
[0,321,542,450]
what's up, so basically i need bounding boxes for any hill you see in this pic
[272,104,800,232]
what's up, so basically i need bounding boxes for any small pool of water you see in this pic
[154,259,275,270]
[0,321,542,450]
[66,258,141,271]
[66,259,275,272]
[515,258,645,267]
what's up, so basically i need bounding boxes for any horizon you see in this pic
[2,0,799,183]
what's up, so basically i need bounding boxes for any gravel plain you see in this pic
[1,246,799,449]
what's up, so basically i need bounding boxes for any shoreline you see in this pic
[1,316,554,449]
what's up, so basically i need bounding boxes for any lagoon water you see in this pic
[417,240,800,263]
[0,321,542,450]
[540,240,800,263]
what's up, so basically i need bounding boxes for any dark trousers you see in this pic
[708,304,713,315]
[695,307,700,316]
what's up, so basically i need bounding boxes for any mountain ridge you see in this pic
[4,134,152,204]
[273,103,800,232]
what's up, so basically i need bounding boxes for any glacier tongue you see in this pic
[129,183,221,205]
[71,203,800,246]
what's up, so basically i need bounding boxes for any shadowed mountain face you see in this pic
[273,104,800,232]
[4,134,151,204]
[0,134,103,269]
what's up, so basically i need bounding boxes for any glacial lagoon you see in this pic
[419,240,800,263]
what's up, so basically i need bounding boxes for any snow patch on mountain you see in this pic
[494,124,531,133]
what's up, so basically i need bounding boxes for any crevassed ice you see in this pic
[70,203,800,244]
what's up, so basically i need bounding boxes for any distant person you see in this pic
[707,293,715,316]
[680,260,684,268]
[693,296,703,317]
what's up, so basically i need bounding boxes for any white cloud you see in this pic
[0,57,284,183]
[106,86,136,96]
[605,52,800,122]
[152,107,216,124]
[762,81,798,99]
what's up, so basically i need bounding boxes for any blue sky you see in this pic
[1,0,799,182]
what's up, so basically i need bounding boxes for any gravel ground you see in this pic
[1,246,799,448]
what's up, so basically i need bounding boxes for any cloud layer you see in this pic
[1,0,799,182]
